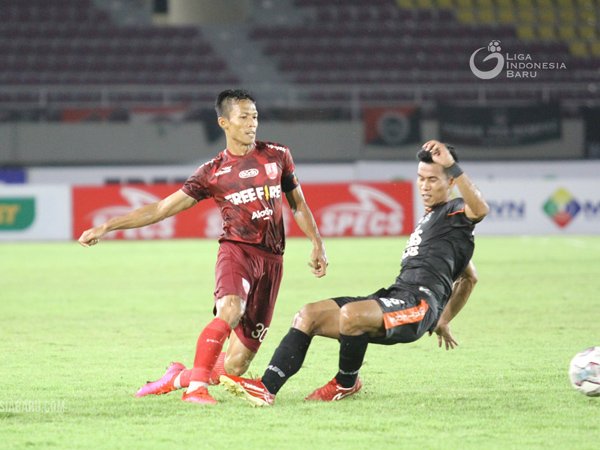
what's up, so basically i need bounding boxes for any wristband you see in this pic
[446,163,463,178]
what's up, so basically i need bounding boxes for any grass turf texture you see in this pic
[1,237,599,450]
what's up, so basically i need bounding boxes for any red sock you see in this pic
[190,318,230,383]
[179,369,191,388]
[209,351,227,385]
[179,352,226,387]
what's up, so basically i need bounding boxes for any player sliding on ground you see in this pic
[79,89,327,405]
[221,140,489,406]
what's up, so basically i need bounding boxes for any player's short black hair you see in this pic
[215,89,256,118]
[417,145,459,164]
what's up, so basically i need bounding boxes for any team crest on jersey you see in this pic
[239,168,259,179]
[264,163,278,180]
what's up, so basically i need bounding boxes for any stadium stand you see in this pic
[0,0,238,88]
[0,0,597,109]
[250,0,598,104]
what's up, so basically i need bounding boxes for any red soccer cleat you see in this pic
[305,377,363,402]
[135,362,186,398]
[220,374,275,407]
[181,386,217,405]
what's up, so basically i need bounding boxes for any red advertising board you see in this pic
[298,182,413,237]
[72,182,413,240]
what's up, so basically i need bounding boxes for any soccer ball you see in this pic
[569,347,600,397]
[487,40,501,53]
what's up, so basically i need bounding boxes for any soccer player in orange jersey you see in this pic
[221,141,488,406]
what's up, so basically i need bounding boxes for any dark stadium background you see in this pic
[1,0,599,238]
[1,0,599,163]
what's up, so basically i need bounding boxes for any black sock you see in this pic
[262,328,312,395]
[335,333,369,388]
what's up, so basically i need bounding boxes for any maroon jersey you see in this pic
[181,141,299,255]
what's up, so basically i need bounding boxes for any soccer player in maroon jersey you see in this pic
[78,89,328,405]
[220,141,488,406]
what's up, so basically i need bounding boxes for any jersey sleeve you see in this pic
[181,164,212,201]
[447,198,475,225]
[280,147,299,192]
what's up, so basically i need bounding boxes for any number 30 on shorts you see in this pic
[251,323,269,342]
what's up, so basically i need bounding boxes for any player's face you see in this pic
[220,100,258,146]
[417,162,453,208]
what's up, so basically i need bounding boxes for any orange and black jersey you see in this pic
[396,198,476,311]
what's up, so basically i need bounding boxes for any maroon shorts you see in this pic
[214,240,284,353]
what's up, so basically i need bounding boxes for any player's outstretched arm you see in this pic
[452,172,488,222]
[431,260,479,350]
[78,189,197,247]
[285,186,328,278]
[421,140,489,222]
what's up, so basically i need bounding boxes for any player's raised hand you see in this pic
[430,321,458,350]
[78,226,105,247]
[421,140,455,168]
[308,245,328,278]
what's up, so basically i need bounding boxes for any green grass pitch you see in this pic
[1,236,599,449]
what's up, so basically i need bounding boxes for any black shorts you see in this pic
[333,284,439,345]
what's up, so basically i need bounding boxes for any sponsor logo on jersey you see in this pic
[402,224,423,259]
[379,297,405,308]
[382,300,429,329]
[239,168,259,179]
[215,166,232,177]
[264,163,278,180]
[225,185,282,206]
[252,207,274,220]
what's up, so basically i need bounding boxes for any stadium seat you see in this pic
[0,0,596,109]
[0,0,238,89]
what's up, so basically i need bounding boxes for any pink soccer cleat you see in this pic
[220,374,275,407]
[181,386,217,405]
[305,377,362,402]
[135,362,186,398]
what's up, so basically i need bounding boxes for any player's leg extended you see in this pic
[135,318,240,398]
[221,299,341,406]
[182,294,245,404]
[306,299,384,401]
[176,318,255,389]
[261,299,343,391]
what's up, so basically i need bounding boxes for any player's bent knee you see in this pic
[292,304,321,335]
[338,305,365,335]
[215,295,246,327]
